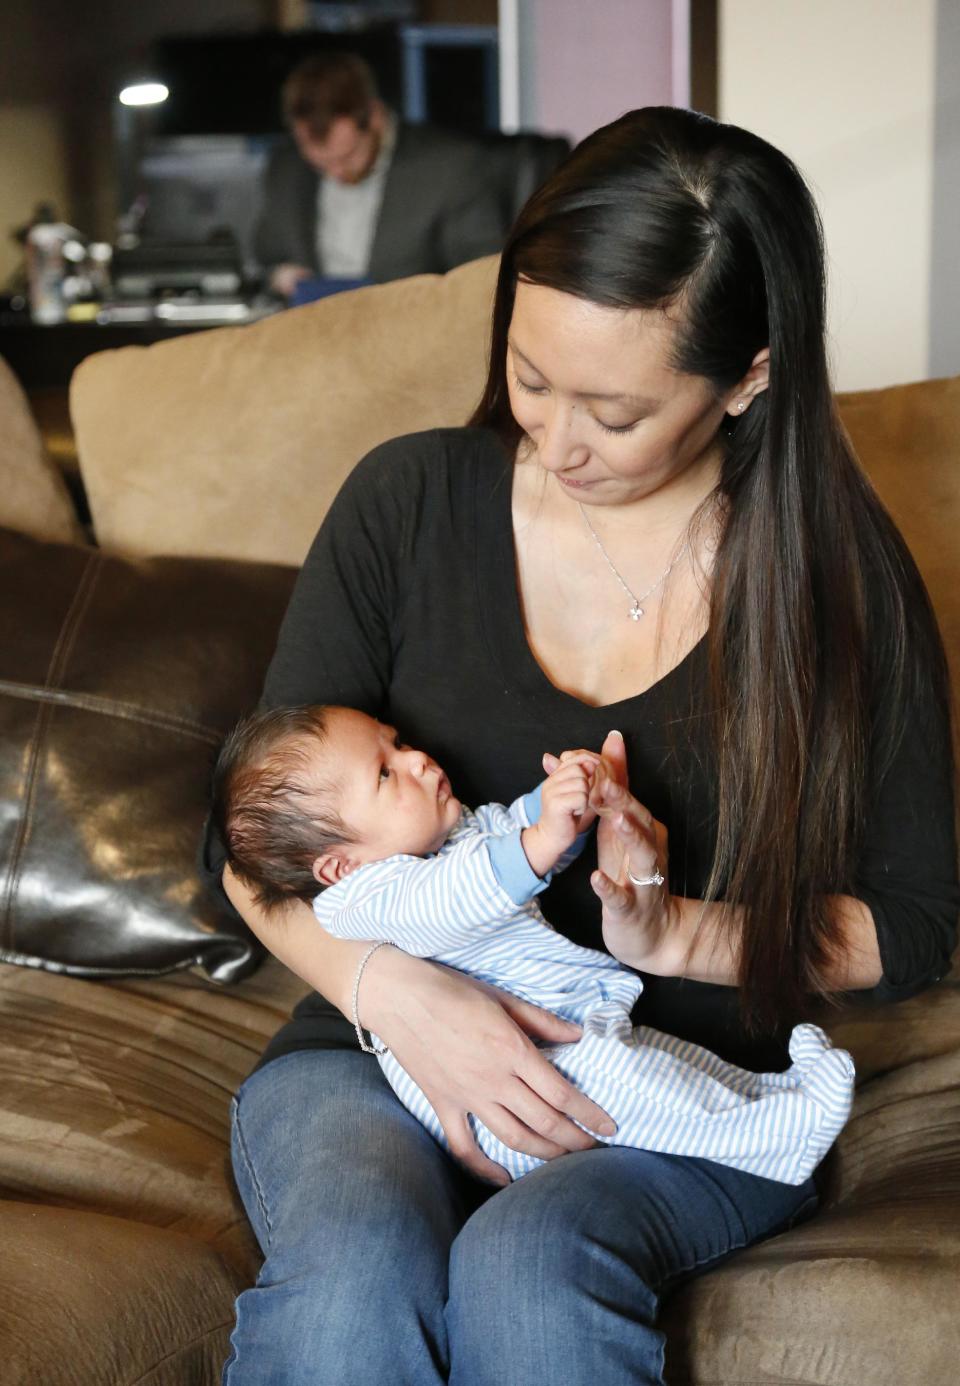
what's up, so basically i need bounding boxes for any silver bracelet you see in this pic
[352,941,391,1056]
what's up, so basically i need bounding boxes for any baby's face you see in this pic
[321,709,461,864]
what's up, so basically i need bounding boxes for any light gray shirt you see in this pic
[316,112,397,278]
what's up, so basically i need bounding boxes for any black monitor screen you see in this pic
[149,29,404,137]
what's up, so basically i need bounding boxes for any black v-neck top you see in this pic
[203,428,958,1074]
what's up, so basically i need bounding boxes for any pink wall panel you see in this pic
[531,0,675,144]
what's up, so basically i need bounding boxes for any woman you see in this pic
[212,107,958,1384]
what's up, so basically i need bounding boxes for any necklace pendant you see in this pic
[629,603,644,621]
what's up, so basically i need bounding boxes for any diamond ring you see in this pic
[628,868,665,888]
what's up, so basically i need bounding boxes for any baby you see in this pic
[212,704,855,1184]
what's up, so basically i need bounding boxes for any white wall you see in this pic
[503,0,960,389]
[719,0,945,391]
[0,108,72,286]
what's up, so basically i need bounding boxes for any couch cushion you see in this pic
[0,526,295,980]
[662,1194,960,1384]
[0,956,307,1280]
[71,255,499,565]
[656,948,960,1385]
[0,1200,244,1386]
[0,354,84,545]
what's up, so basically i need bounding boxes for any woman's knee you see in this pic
[451,1145,813,1296]
[450,1149,662,1312]
[225,1266,447,1386]
[447,1146,817,1382]
[227,1050,469,1383]
[447,1151,671,1385]
[231,1049,468,1252]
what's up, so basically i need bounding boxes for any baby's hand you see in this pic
[522,750,601,878]
[542,750,601,837]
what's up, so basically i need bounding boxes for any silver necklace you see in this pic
[578,503,691,621]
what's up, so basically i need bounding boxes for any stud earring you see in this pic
[736,399,747,414]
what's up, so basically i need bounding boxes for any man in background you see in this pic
[254,51,510,298]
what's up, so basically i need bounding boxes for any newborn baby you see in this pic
[212,704,854,1184]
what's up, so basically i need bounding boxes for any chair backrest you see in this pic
[479,131,572,226]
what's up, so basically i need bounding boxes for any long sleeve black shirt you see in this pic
[203,428,959,1074]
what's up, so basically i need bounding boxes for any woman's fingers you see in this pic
[593,865,665,925]
[433,1104,511,1187]
[451,986,615,1143]
[591,867,634,912]
[482,1100,586,1160]
[434,1083,606,1186]
[543,749,602,776]
[653,816,669,862]
[596,812,662,893]
[514,1051,617,1140]
[590,769,654,826]
[591,737,667,879]
[616,812,660,876]
[592,771,662,876]
[430,1033,613,1176]
[378,966,617,1183]
[600,729,628,784]
[491,986,583,1042]
[558,749,601,767]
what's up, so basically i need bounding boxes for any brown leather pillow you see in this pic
[0,526,296,981]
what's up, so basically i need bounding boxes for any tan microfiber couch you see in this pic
[0,356,85,546]
[0,257,957,1385]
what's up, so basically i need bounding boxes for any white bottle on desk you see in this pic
[25,224,74,324]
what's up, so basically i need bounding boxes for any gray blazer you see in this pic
[253,122,511,283]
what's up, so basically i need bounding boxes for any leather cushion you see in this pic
[0,526,295,980]
[0,955,310,1283]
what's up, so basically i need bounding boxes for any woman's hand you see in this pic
[588,730,677,973]
[361,948,617,1186]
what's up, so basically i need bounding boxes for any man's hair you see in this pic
[212,705,352,910]
[281,52,379,139]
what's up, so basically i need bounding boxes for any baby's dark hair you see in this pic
[211,704,352,910]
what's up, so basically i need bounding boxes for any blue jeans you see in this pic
[222,1049,818,1385]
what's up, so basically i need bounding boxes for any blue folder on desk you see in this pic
[290,277,373,307]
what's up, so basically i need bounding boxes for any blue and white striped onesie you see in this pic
[314,785,855,1184]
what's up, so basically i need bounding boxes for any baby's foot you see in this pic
[788,1024,855,1116]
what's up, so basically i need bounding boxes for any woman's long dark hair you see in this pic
[470,107,952,1031]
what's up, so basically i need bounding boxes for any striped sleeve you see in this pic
[472,788,540,835]
[313,837,521,957]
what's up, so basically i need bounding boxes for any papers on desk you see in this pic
[97,298,277,326]
[155,300,253,323]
